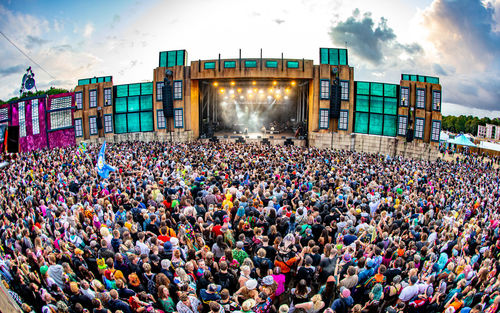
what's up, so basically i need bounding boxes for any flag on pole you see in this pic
[97,141,115,179]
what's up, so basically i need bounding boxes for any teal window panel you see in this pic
[115,97,127,113]
[370,96,383,113]
[370,83,384,96]
[266,61,278,68]
[128,84,141,96]
[160,52,167,67]
[90,78,97,84]
[224,61,236,68]
[141,83,153,95]
[128,96,140,112]
[383,115,397,137]
[320,48,329,64]
[410,75,417,81]
[78,79,90,85]
[339,49,347,65]
[329,49,338,65]
[287,61,299,68]
[384,84,397,97]
[356,82,370,95]
[427,76,439,84]
[354,112,369,133]
[369,114,383,135]
[115,114,127,134]
[97,77,104,83]
[167,51,176,67]
[402,74,409,81]
[116,85,128,97]
[105,76,111,82]
[140,95,152,111]
[418,75,426,82]
[356,95,369,112]
[384,98,398,115]
[127,113,140,133]
[204,62,216,69]
[176,50,185,66]
[245,60,257,68]
[140,112,154,131]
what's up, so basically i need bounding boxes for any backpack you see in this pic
[144,273,157,295]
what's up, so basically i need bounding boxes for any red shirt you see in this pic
[212,225,223,237]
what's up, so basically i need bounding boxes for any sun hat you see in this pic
[245,279,258,290]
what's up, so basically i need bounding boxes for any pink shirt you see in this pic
[272,274,286,296]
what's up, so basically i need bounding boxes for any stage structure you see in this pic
[72,48,443,159]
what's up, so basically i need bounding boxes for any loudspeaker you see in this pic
[406,129,414,142]
[162,79,174,118]
[7,126,19,153]
[97,111,103,130]
[330,78,341,118]
[284,138,294,146]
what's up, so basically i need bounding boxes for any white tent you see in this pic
[478,141,500,152]
[440,131,450,142]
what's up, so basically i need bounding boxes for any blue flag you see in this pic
[97,141,115,179]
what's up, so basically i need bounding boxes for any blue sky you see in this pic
[0,0,499,117]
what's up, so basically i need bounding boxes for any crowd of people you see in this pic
[1,141,499,313]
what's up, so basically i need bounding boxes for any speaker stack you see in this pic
[330,78,341,118]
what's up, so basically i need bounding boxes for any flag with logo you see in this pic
[97,141,115,179]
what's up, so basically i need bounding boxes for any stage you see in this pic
[200,131,307,146]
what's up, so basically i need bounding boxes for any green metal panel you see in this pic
[128,84,141,96]
[410,75,417,81]
[370,96,383,113]
[266,61,278,68]
[105,76,111,82]
[115,97,127,113]
[176,50,185,66]
[160,52,167,67]
[128,96,140,112]
[245,60,257,68]
[141,82,153,95]
[116,85,128,97]
[140,112,153,131]
[204,62,215,69]
[140,95,152,111]
[115,114,127,134]
[354,112,369,133]
[402,74,410,81]
[418,75,426,82]
[369,114,383,135]
[384,84,397,97]
[384,98,398,115]
[224,61,236,68]
[287,61,299,68]
[90,78,97,84]
[127,113,140,133]
[356,82,370,95]
[370,83,383,96]
[383,115,397,137]
[339,49,347,65]
[329,49,338,65]
[320,48,329,64]
[78,79,90,85]
[167,51,176,67]
[356,95,369,112]
[97,77,104,83]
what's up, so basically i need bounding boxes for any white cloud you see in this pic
[83,23,94,38]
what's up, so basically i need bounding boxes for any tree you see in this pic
[0,87,70,104]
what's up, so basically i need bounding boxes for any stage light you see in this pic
[237,88,242,93]
[252,81,257,85]
[219,88,225,94]
[259,89,264,94]
[240,95,244,99]
[284,96,289,100]
[230,89,235,94]
[269,88,274,93]
[276,89,281,94]
[291,81,296,86]
[248,94,253,98]
[230,81,236,86]
[272,81,277,86]
[276,94,281,99]
[247,89,253,94]
[267,95,273,100]
[285,88,290,94]
[253,88,258,93]
[213,82,219,87]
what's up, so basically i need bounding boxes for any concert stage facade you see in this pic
[73,48,442,159]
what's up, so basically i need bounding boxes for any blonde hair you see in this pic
[311,294,324,311]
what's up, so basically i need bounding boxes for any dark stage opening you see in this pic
[199,79,309,138]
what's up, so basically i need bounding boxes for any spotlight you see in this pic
[240,95,244,99]
[267,95,273,100]
[276,94,281,99]
[269,88,274,93]
[213,82,219,87]
[253,88,258,93]
[284,96,289,100]
[276,89,281,94]
[237,88,242,93]
[230,81,236,86]
[272,81,277,86]
[247,89,253,94]
[229,89,235,94]
[291,81,296,86]
[259,89,264,94]
[252,81,257,85]
[285,88,290,94]
[219,88,225,93]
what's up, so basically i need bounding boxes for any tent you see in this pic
[447,134,476,147]
[478,141,500,152]
[440,131,450,142]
